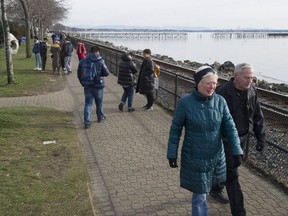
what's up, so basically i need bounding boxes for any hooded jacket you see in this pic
[167,89,243,194]
[77,53,109,88]
[76,42,86,60]
[33,41,41,54]
[117,53,138,87]
[62,41,73,57]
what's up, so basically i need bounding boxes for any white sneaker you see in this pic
[146,106,153,111]
[33,67,38,70]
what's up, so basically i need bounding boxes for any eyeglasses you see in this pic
[201,81,218,87]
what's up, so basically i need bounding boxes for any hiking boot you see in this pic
[128,108,135,112]
[209,189,229,204]
[84,124,90,129]
[142,104,149,109]
[118,103,124,111]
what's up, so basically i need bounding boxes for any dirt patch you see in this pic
[26,73,67,96]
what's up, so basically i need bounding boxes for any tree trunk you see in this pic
[19,0,31,58]
[1,0,15,84]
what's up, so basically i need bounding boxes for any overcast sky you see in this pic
[64,0,288,29]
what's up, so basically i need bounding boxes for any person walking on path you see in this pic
[167,66,243,216]
[62,37,74,74]
[50,41,62,75]
[136,48,155,111]
[209,63,266,216]
[32,36,42,71]
[117,52,138,112]
[76,40,86,60]
[77,46,110,129]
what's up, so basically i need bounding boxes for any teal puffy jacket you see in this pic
[167,90,243,194]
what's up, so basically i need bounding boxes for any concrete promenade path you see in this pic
[0,55,287,216]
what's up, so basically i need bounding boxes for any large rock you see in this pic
[220,61,235,73]
[211,61,222,71]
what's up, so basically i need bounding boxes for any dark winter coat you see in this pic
[77,53,110,89]
[32,41,41,54]
[136,57,154,94]
[167,90,243,194]
[40,42,47,57]
[117,53,138,87]
[62,41,73,57]
[216,78,266,144]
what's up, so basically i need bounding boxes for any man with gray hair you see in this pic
[210,63,266,216]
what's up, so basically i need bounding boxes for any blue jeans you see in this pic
[192,193,208,216]
[64,56,72,72]
[120,85,134,108]
[84,87,105,125]
[35,53,42,69]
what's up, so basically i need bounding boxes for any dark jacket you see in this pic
[32,41,41,54]
[216,78,266,144]
[77,53,109,89]
[117,53,138,87]
[40,42,47,56]
[167,90,242,194]
[136,57,154,94]
[62,41,73,57]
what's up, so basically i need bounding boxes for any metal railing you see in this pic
[70,37,288,193]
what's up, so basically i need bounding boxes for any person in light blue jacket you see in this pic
[167,66,243,216]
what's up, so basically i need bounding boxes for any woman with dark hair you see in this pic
[117,52,138,112]
[136,48,155,111]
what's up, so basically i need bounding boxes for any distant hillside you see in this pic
[59,24,288,33]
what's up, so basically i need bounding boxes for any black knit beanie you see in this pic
[193,66,216,85]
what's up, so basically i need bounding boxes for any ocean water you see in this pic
[97,32,288,84]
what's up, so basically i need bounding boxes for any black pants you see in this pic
[41,55,47,70]
[146,93,154,107]
[212,138,247,216]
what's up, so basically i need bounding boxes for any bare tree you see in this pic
[18,0,31,57]
[1,0,15,84]
[6,0,69,58]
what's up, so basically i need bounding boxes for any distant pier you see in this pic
[212,32,268,39]
[74,32,188,40]
[212,32,288,39]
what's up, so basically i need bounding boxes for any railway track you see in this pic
[82,37,288,119]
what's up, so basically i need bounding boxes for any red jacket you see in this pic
[76,43,86,60]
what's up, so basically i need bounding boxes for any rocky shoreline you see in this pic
[95,39,288,95]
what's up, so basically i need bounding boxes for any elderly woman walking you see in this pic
[167,66,243,216]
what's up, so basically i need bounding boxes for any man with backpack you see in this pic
[77,46,110,129]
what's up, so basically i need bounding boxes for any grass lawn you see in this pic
[0,43,63,97]
[0,44,94,215]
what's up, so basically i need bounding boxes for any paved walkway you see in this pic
[0,55,287,216]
